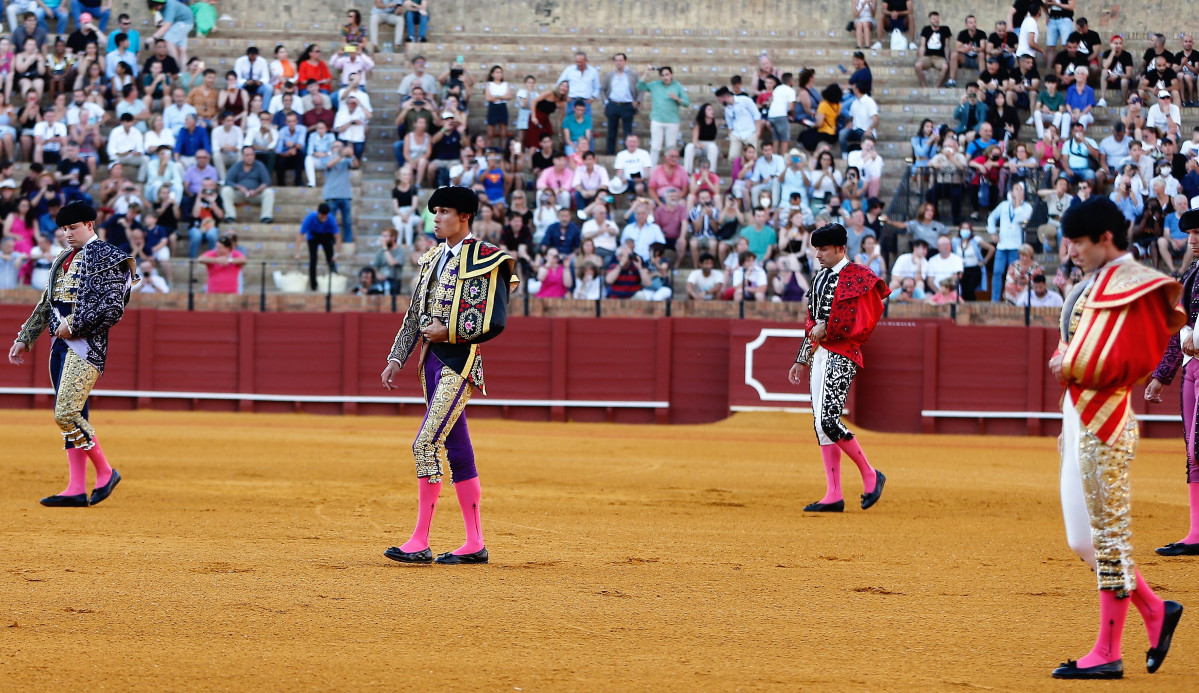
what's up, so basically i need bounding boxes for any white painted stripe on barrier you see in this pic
[731,405,816,414]
[0,387,669,409]
[921,409,1182,423]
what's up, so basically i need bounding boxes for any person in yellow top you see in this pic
[799,84,843,153]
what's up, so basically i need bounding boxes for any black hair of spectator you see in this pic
[1076,16,1088,26]
[658,66,673,75]
[121,83,135,98]
[154,38,165,45]
[147,0,166,7]
[820,83,843,103]
[867,197,884,211]
[1179,209,1199,232]
[694,103,715,125]
[798,68,816,88]
[114,32,128,45]
[739,250,757,264]
[714,86,732,97]
[1027,1,1043,17]
[22,11,36,21]
[912,238,930,249]
[225,70,237,79]
[217,235,234,248]
[202,67,216,76]
[852,52,865,61]
[298,45,320,63]
[730,75,742,85]
[118,12,130,20]
[318,202,330,214]
[1044,73,1059,85]
[572,99,587,109]
[582,151,596,160]
[928,11,939,17]
[539,133,554,143]
[247,46,259,55]
[221,111,235,121]
[1032,274,1046,284]
[699,252,716,264]
[119,112,134,122]
[1060,196,1130,249]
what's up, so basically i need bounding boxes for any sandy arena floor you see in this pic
[1,409,1197,691]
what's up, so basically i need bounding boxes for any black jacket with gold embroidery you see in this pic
[387,238,518,394]
[17,239,137,374]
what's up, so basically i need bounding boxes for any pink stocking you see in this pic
[84,440,113,488]
[1182,483,1199,544]
[452,477,484,555]
[399,478,441,553]
[1077,590,1129,667]
[1130,569,1166,647]
[818,445,843,504]
[835,436,878,493]
[61,448,88,496]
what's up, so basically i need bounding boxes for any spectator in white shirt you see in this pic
[716,85,761,162]
[765,73,797,145]
[687,252,725,300]
[1016,273,1064,306]
[556,51,601,118]
[211,112,245,180]
[233,46,273,105]
[846,136,885,198]
[581,202,621,264]
[613,133,653,185]
[398,55,439,102]
[105,32,139,80]
[750,140,785,207]
[162,87,197,133]
[925,234,964,293]
[330,46,375,90]
[621,203,666,262]
[840,81,879,156]
[333,94,370,159]
[106,112,146,169]
[1147,90,1183,139]
[889,238,929,297]
[32,107,66,164]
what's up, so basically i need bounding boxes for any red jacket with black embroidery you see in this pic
[805,262,890,368]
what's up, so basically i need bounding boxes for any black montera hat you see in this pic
[56,200,97,227]
[428,185,479,218]
[811,222,848,247]
[1180,208,1199,233]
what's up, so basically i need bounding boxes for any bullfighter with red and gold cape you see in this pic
[1050,197,1186,680]
[790,223,889,514]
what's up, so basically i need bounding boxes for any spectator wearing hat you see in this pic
[1098,35,1135,108]
[220,145,275,223]
[147,0,194,67]
[1147,90,1183,140]
[66,12,103,55]
[296,202,340,291]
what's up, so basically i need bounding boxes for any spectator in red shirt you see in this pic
[605,245,649,298]
[653,187,689,268]
[648,147,688,205]
[297,44,333,94]
[198,234,246,293]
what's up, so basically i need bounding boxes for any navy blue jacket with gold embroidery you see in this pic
[387,238,518,394]
[17,239,137,374]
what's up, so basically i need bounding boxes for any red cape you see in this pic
[806,262,891,368]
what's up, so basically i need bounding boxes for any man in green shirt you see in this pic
[637,65,690,166]
[1035,74,1069,138]
[738,207,777,262]
[561,99,593,155]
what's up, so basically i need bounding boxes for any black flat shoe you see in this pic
[434,548,488,564]
[1051,659,1123,679]
[803,500,844,512]
[89,469,120,506]
[861,470,886,510]
[384,547,433,564]
[40,493,89,507]
[1147,601,1184,673]
[1155,541,1199,556]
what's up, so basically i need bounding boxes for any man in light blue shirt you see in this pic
[716,86,760,162]
[274,113,307,187]
[105,32,139,80]
[162,87,196,133]
[985,181,1033,301]
[749,141,785,207]
[304,120,337,187]
[556,51,601,119]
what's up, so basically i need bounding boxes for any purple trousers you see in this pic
[1183,359,1199,483]
[413,350,478,483]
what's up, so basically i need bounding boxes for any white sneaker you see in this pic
[1096,97,1108,108]
[1025,116,1034,125]
[871,42,882,51]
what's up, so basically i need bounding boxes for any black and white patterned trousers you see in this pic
[809,348,858,445]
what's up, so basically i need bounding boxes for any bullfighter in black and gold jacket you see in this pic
[381,186,517,566]
[8,201,138,508]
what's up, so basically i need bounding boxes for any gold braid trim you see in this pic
[1078,417,1138,598]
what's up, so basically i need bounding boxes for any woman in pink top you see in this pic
[199,235,246,294]
[4,197,36,253]
[535,248,572,298]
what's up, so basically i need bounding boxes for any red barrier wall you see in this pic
[0,306,1183,437]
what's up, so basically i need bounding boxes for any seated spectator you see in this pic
[560,99,592,156]
[889,238,928,295]
[1053,37,1089,89]
[330,44,375,95]
[234,46,272,107]
[162,87,196,134]
[1064,66,1096,131]
[612,133,653,190]
[797,84,839,153]
[954,83,988,137]
[541,207,581,259]
[297,45,334,94]
[332,93,369,160]
[1014,273,1064,306]
[32,107,66,165]
[621,203,666,262]
[654,187,688,268]
[174,114,209,169]
[1147,90,1182,140]
[188,177,224,257]
[65,14,103,57]
[0,236,26,289]
[925,235,963,295]
[728,250,768,301]
[533,248,573,298]
[738,206,777,263]
[186,68,220,128]
[350,267,384,295]
[650,147,690,206]
[847,136,884,199]
[914,12,953,88]
[199,235,245,294]
[687,252,725,300]
[747,141,784,208]
[105,32,138,81]
[877,0,915,47]
[106,112,145,169]
[572,151,609,211]
[143,38,181,80]
[927,276,961,305]
[1099,35,1134,107]
[1140,53,1180,105]
[221,146,275,223]
[635,253,674,301]
[684,103,720,174]
[1160,193,1194,273]
[403,0,430,43]
[142,145,183,203]
[1060,121,1099,183]
[1036,175,1075,252]
[426,110,464,187]
[536,150,574,210]
[605,246,649,299]
[245,113,279,173]
[1003,243,1042,303]
[953,15,986,83]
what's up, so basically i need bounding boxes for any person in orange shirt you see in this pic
[185,67,220,127]
[296,44,333,94]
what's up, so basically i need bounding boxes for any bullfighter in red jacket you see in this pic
[788,222,890,513]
